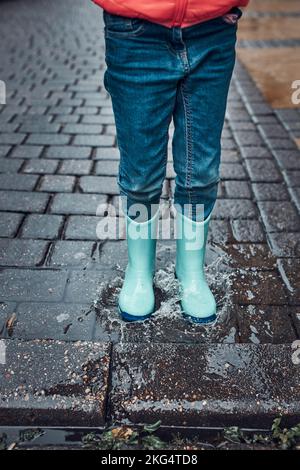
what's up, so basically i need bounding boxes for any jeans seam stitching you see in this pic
[180,80,193,216]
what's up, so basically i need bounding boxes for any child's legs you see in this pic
[172,19,238,221]
[104,23,179,221]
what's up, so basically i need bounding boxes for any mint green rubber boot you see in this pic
[175,211,217,324]
[118,211,159,322]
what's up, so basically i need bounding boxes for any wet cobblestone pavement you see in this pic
[0,0,299,429]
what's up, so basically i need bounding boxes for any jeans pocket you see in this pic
[221,7,243,25]
[103,10,146,37]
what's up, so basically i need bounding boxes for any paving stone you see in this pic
[224,244,276,270]
[50,193,107,215]
[23,159,59,174]
[53,115,80,124]
[105,125,116,136]
[0,302,17,336]
[19,123,61,134]
[0,212,23,238]
[245,159,282,183]
[245,102,273,117]
[79,176,119,195]
[273,150,300,171]
[236,305,296,345]
[224,181,251,199]
[221,138,237,151]
[283,170,300,188]
[220,150,240,163]
[208,220,233,244]
[277,258,300,306]
[21,214,64,240]
[0,339,110,426]
[0,146,11,157]
[74,108,99,117]
[48,241,95,267]
[258,124,290,140]
[0,158,23,173]
[95,160,119,176]
[231,219,265,243]
[94,147,120,160]
[0,174,38,191]
[267,138,297,151]
[65,270,113,303]
[14,303,96,341]
[258,201,300,232]
[234,130,265,148]
[276,109,300,123]
[58,160,93,175]
[73,135,114,147]
[220,163,247,180]
[26,134,70,146]
[62,124,103,134]
[268,232,300,258]
[47,106,73,115]
[10,145,44,159]
[45,146,92,159]
[38,175,75,192]
[0,191,49,213]
[232,270,288,305]
[240,146,273,160]
[226,109,251,122]
[230,121,256,131]
[0,133,26,145]
[64,216,105,240]
[213,199,257,219]
[82,115,116,125]
[60,98,84,107]
[0,239,48,267]
[252,116,279,126]
[99,241,128,271]
[252,183,290,201]
[0,269,68,302]
[290,187,300,213]
[111,343,300,427]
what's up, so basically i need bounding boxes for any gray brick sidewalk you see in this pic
[0,0,299,430]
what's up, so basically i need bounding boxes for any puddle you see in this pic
[93,244,236,344]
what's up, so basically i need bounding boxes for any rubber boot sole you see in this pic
[118,305,153,322]
[182,309,217,324]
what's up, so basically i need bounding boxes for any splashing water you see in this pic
[92,242,236,342]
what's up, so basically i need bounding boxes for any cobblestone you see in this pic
[50,193,107,215]
[14,303,96,341]
[38,175,76,192]
[58,160,93,175]
[0,191,49,213]
[48,241,95,267]
[23,159,59,174]
[45,146,92,160]
[20,214,64,240]
[231,219,265,243]
[64,216,103,240]
[258,201,300,232]
[0,239,48,267]
[245,159,282,182]
[0,213,24,238]
[0,0,299,430]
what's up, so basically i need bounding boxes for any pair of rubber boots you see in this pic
[118,210,216,324]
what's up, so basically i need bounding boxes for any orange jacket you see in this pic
[93,0,249,28]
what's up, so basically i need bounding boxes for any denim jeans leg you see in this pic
[103,20,179,221]
[172,19,238,221]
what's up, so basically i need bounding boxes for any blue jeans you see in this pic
[103,8,241,221]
